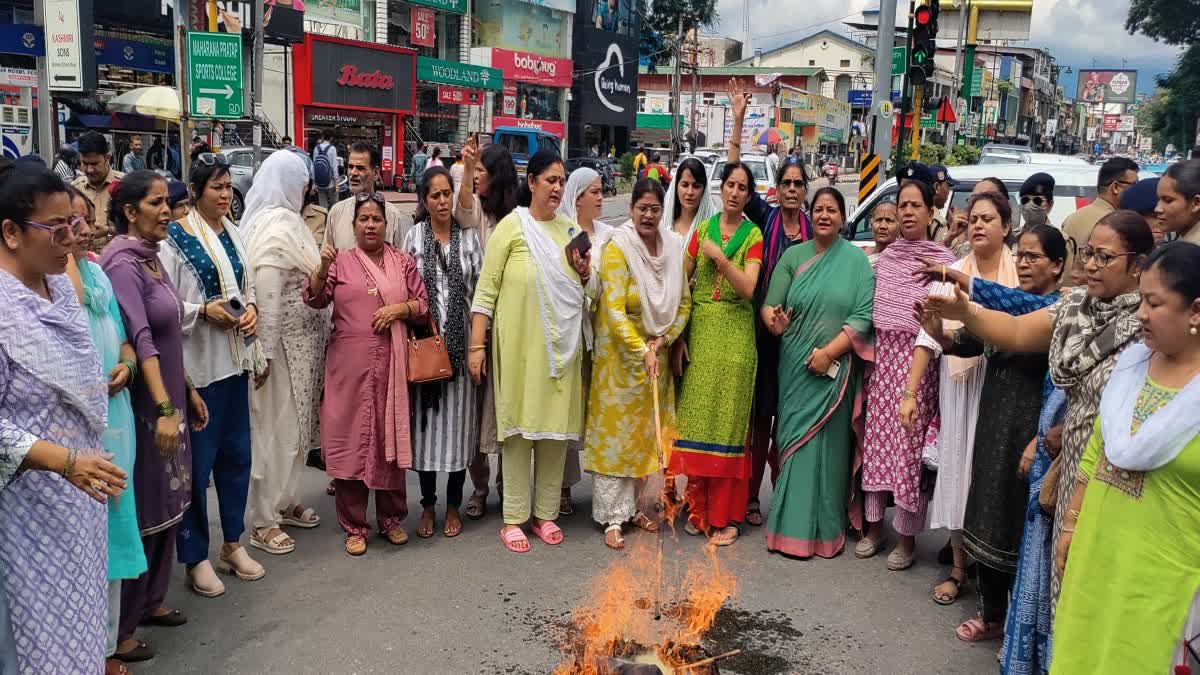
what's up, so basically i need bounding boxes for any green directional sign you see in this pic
[187,32,244,119]
[920,112,936,129]
[891,47,907,76]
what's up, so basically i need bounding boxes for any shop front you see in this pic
[485,47,572,141]
[293,35,416,187]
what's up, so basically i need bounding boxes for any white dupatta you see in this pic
[1099,342,1200,471]
[609,220,684,337]
[518,207,585,378]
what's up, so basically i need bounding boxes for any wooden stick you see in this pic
[677,649,742,671]
[651,373,664,469]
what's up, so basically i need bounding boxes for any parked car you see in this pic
[564,156,618,196]
[979,143,1032,165]
[493,126,562,179]
[218,146,275,221]
[843,162,1160,247]
[672,149,721,179]
[709,153,778,207]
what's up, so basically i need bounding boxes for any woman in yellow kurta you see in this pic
[585,179,692,550]
[469,150,599,553]
[1052,242,1200,674]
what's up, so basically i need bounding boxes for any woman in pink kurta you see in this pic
[304,194,429,556]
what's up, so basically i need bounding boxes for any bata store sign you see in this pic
[491,48,572,89]
[297,35,415,112]
[492,116,565,137]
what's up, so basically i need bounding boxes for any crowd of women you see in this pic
[3,76,1200,672]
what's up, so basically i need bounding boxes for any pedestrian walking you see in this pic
[304,193,429,556]
[311,131,340,208]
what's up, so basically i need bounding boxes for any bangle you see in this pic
[61,447,77,479]
[184,375,195,391]
[1061,526,1075,534]
[120,359,138,379]
[199,303,208,322]
[468,345,487,352]
[1067,509,1080,520]
[156,401,176,418]
[900,387,917,400]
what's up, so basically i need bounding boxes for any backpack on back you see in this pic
[312,143,334,189]
[647,165,661,182]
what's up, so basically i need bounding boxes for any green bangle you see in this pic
[156,401,176,418]
[120,359,138,379]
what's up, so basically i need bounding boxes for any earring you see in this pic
[1191,326,1198,336]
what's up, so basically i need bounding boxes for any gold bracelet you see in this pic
[1061,526,1075,534]
[1067,509,1080,520]
[900,387,917,400]
[468,345,487,352]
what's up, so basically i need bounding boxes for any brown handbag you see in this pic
[1038,456,1063,516]
[406,314,453,384]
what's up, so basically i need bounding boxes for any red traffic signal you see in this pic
[915,5,933,25]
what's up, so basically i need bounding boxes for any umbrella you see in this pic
[752,127,786,146]
[107,86,182,123]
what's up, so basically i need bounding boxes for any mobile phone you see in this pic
[826,359,841,379]
[225,297,258,347]
[565,230,591,262]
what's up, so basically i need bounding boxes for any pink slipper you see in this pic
[500,527,529,553]
[530,520,563,545]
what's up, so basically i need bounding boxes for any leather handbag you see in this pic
[406,314,453,384]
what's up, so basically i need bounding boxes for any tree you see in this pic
[1145,46,1200,151]
[1126,0,1200,45]
[638,0,718,70]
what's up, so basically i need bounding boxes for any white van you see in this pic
[844,163,1158,246]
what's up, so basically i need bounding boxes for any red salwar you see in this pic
[679,453,752,530]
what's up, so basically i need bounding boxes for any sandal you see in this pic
[279,505,320,528]
[345,535,367,556]
[933,566,968,605]
[417,508,436,539]
[632,512,659,533]
[106,658,130,675]
[465,491,487,520]
[383,527,409,546]
[326,480,336,496]
[500,526,530,553]
[250,527,295,555]
[955,616,1003,642]
[683,521,704,537]
[531,520,564,545]
[140,608,187,627]
[217,546,266,581]
[711,525,739,547]
[745,500,764,527]
[444,507,463,538]
[559,493,575,516]
[114,640,154,663]
[604,524,625,550]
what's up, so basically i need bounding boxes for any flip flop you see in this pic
[530,520,564,545]
[500,527,530,553]
[956,617,1003,642]
[745,501,764,527]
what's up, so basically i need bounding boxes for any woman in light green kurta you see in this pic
[585,180,691,549]
[469,150,598,553]
[1052,242,1200,674]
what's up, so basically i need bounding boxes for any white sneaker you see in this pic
[188,560,226,598]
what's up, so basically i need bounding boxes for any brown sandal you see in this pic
[444,508,463,537]
[465,491,487,520]
[632,511,659,533]
[345,535,367,556]
[416,508,436,539]
[933,566,968,605]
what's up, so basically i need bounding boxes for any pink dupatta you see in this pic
[352,246,427,469]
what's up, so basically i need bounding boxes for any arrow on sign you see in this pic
[198,85,235,99]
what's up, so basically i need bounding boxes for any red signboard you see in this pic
[337,65,395,90]
[491,48,573,89]
[411,7,435,48]
[502,82,517,116]
[438,85,482,106]
[1103,114,1120,132]
[491,115,565,137]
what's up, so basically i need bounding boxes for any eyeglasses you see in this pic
[1020,195,1049,207]
[1013,250,1049,264]
[193,152,230,167]
[1079,246,1137,269]
[354,192,387,204]
[634,204,663,217]
[26,216,85,245]
[779,179,807,189]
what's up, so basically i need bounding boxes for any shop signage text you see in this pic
[492,115,565,137]
[411,7,435,48]
[1103,114,1120,132]
[438,85,482,105]
[0,67,38,87]
[187,31,244,119]
[0,24,44,57]
[491,48,572,89]
[571,28,637,128]
[46,0,85,91]
[502,83,517,115]
[95,36,174,75]
[417,56,502,92]
[408,0,467,13]
[337,65,394,90]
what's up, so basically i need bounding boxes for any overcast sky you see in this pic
[708,0,1182,96]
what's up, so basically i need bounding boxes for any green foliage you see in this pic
[640,0,719,69]
[1126,0,1200,45]
[918,143,947,165]
[619,152,636,181]
[1140,46,1200,152]
[947,144,981,166]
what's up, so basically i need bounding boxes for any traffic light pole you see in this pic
[870,0,898,173]
[910,84,924,160]
[895,0,916,172]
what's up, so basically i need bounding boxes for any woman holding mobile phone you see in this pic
[759,187,874,558]
[159,154,265,597]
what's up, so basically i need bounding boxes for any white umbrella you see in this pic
[107,86,182,123]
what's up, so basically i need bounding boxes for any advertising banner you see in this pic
[491,48,572,88]
[582,0,635,35]
[304,0,362,28]
[409,0,467,13]
[1077,69,1138,105]
[1118,115,1136,133]
[438,85,482,105]
[492,115,565,137]
[847,89,872,107]
[1103,114,1120,132]
[475,0,571,59]
[411,7,435,48]
[502,82,518,115]
[95,36,174,74]
[813,95,850,143]
[0,24,44,57]
[186,0,304,43]
[723,105,770,145]
[304,37,416,112]
[45,0,85,91]
[571,28,637,128]
[417,56,502,91]
[518,0,574,12]
[0,67,38,87]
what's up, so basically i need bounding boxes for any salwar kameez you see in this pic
[671,216,763,531]
[762,239,874,558]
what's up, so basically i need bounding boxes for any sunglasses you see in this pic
[193,152,230,167]
[26,216,86,245]
[354,192,387,204]
[780,179,807,189]
[1020,195,1049,207]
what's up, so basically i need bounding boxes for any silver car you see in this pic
[217,147,275,221]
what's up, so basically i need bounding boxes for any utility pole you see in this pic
[457,0,471,143]
[690,29,699,153]
[895,0,915,171]
[947,0,967,147]
[174,0,191,182]
[670,12,683,162]
[251,0,264,174]
[34,0,54,162]
[870,0,898,171]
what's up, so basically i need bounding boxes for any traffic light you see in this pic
[908,0,939,86]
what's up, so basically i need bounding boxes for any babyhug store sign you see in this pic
[491,48,572,89]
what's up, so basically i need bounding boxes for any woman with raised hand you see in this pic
[403,166,483,539]
[240,150,330,556]
[0,159,128,673]
[469,149,597,553]
[556,166,611,516]
[585,178,691,550]
[1051,242,1200,674]
[926,209,1153,609]
[101,170,207,664]
[159,152,264,596]
[670,160,763,547]
[901,191,1018,600]
[761,187,874,559]
[725,79,815,527]
[457,136,520,519]
[857,179,956,568]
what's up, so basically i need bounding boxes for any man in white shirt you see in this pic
[323,141,411,250]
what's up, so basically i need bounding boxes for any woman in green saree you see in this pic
[761,187,875,558]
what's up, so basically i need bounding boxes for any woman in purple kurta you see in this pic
[305,194,429,556]
[101,172,208,664]
[0,161,127,674]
